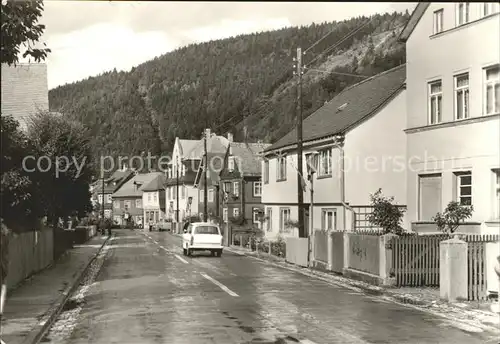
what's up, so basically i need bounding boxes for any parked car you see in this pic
[156,219,171,232]
[182,222,223,257]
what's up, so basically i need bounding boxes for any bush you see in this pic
[270,236,286,257]
[367,188,406,235]
[432,201,474,234]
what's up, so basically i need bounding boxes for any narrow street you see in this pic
[42,229,497,344]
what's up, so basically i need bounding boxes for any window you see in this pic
[454,73,469,120]
[433,9,443,34]
[233,182,239,197]
[253,181,262,197]
[98,194,103,204]
[264,160,269,184]
[429,80,442,124]
[279,207,291,232]
[456,2,470,26]
[153,192,158,202]
[455,171,472,206]
[484,65,500,115]
[493,169,500,219]
[135,199,142,208]
[233,208,239,218]
[266,208,272,232]
[483,2,500,16]
[148,192,152,201]
[124,200,132,210]
[113,200,120,209]
[106,194,112,203]
[321,209,337,231]
[223,208,228,222]
[252,208,261,224]
[194,225,219,235]
[208,189,214,202]
[419,174,442,221]
[228,157,234,172]
[224,182,231,193]
[318,149,332,176]
[277,156,287,181]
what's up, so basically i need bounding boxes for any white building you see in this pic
[262,65,407,239]
[400,2,500,234]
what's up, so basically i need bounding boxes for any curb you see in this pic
[22,234,112,344]
[226,246,500,334]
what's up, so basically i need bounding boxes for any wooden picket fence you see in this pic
[391,233,499,300]
[466,234,499,301]
[391,234,449,287]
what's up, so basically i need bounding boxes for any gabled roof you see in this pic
[178,139,200,158]
[142,174,167,192]
[112,172,163,198]
[93,169,134,194]
[265,64,406,152]
[194,152,225,187]
[184,135,229,159]
[227,142,271,176]
[398,3,430,43]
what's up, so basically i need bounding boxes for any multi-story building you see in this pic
[142,174,166,226]
[194,129,231,221]
[165,138,200,223]
[219,142,270,232]
[262,65,407,238]
[93,167,134,219]
[1,63,49,131]
[112,172,162,226]
[400,2,500,233]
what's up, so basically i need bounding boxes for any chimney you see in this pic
[227,133,233,142]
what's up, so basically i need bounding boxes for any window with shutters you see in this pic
[418,174,442,221]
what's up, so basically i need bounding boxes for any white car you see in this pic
[182,222,224,257]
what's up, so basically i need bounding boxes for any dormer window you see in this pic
[228,156,234,172]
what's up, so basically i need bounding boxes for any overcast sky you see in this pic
[33,1,416,89]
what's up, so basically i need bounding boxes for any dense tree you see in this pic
[1,0,50,65]
[26,112,94,228]
[49,11,410,166]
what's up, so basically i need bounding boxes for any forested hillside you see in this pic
[49,11,409,168]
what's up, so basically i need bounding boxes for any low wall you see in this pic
[348,234,380,276]
[285,237,308,267]
[313,230,328,263]
[5,227,54,289]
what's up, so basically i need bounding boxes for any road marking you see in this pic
[175,254,189,264]
[200,273,239,297]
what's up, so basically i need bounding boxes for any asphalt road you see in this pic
[42,229,498,344]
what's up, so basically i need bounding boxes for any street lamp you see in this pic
[306,151,319,267]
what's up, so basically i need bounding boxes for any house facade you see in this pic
[194,130,231,221]
[262,65,407,239]
[142,174,166,225]
[1,63,49,131]
[93,167,134,219]
[400,3,500,234]
[112,172,162,226]
[165,138,201,223]
[219,142,270,231]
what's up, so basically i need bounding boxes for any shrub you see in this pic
[270,235,286,257]
[432,201,474,234]
[367,188,406,235]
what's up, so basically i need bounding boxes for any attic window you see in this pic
[337,103,348,112]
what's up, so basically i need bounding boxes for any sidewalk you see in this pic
[0,235,110,344]
[226,245,500,334]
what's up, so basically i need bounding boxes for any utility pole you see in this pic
[176,156,179,223]
[203,129,208,222]
[295,47,305,238]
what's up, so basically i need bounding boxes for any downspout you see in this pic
[334,135,356,232]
